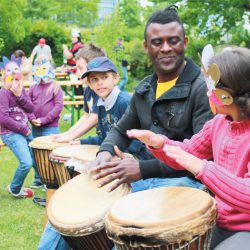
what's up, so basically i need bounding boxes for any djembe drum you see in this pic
[50,144,99,186]
[29,135,68,227]
[105,187,216,250]
[48,172,130,250]
[29,135,68,189]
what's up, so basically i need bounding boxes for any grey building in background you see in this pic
[98,0,120,23]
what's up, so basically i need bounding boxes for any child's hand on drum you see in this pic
[163,145,203,175]
[69,140,80,145]
[127,129,165,149]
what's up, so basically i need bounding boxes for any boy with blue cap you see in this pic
[72,57,148,158]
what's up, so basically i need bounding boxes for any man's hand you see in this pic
[163,145,203,175]
[127,129,164,149]
[31,118,41,126]
[92,146,141,192]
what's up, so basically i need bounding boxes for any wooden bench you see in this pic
[63,95,83,101]
[63,100,84,107]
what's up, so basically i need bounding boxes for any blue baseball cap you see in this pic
[81,57,118,79]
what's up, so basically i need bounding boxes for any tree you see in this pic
[118,0,142,28]
[0,0,28,49]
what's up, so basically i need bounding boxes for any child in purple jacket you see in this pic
[0,57,41,198]
[28,59,63,139]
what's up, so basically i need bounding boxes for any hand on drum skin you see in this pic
[127,129,164,149]
[113,145,132,160]
[69,139,80,145]
[93,157,142,192]
[163,145,203,175]
[31,118,41,126]
[10,81,23,97]
[53,135,72,143]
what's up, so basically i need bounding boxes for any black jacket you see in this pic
[99,58,213,179]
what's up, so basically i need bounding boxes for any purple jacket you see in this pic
[28,82,63,127]
[0,88,33,135]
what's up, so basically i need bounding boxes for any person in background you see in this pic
[127,46,250,250]
[53,44,105,143]
[62,28,84,96]
[30,38,53,64]
[13,50,33,82]
[113,38,129,91]
[89,5,213,193]
[0,56,41,197]
[28,59,63,138]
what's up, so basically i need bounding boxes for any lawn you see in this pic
[0,108,95,250]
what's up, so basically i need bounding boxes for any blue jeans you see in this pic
[32,126,60,138]
[1,133,41,194]
[37,223,70,250]
[118,66,128,91]
[131,177,204,193]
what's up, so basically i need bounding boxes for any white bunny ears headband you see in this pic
[201,44,233,108]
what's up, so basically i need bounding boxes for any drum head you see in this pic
[29,135,68,150]
[73,145,100,163]
[106,187,216,244]
[52,145,99,159]
[48,173,130,236]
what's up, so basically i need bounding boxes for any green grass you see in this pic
[0,108,95,250]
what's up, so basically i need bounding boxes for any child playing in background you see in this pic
[53,44,106,143]
[28,59,63,138]
[0,57,41,198]
[127,46,250,250]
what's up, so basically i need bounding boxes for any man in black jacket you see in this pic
[91,5,213,192]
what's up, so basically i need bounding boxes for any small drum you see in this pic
[29,135,68,189]
[105,187,216,250]
[50,145,99,186]
[48,172,131,250]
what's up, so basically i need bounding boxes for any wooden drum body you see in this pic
[105,187,216,250]
[50,145,99,186]
[29,136,68,189]
[48,172,130,250]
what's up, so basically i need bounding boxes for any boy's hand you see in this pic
[69,139,80,145]
[127,129,164,149]
[163,145,203,175]
[53,135,72,143]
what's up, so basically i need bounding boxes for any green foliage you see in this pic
[0,0,27,45]
[118,0,142,28]
[126,39,152,81]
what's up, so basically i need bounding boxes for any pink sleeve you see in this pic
[148,119,214,170]
[196,160,250,213]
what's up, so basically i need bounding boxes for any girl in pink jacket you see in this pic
[127,46,250,250]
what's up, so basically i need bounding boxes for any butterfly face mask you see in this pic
[33,59,55,84]
[201,44,233,114]
[0,56,22,84]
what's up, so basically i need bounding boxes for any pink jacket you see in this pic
[149,115,250,231]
